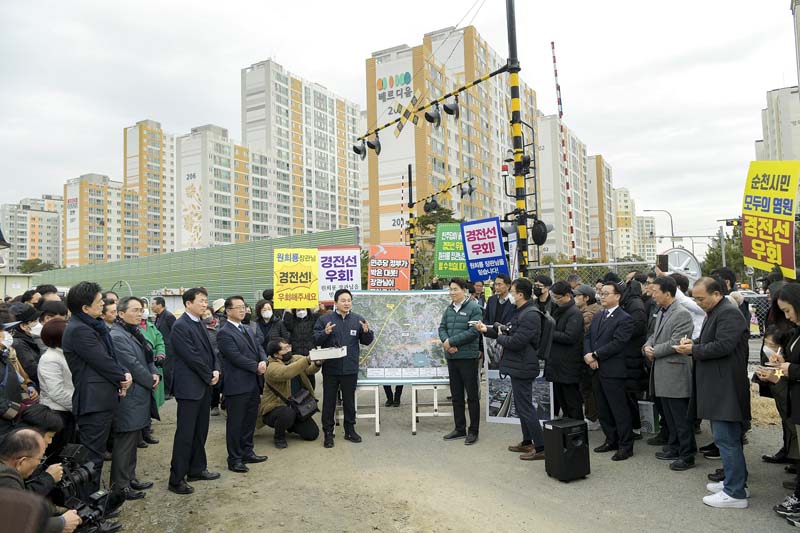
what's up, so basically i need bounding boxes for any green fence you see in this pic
[39,228,360,301]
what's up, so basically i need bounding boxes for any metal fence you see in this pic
[744,294,769,339]
[526,261,651,286]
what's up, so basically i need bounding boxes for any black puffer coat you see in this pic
[620,280,647,392]
[283,311,319,356]
[485,301,541,379]
[545,300,584,384]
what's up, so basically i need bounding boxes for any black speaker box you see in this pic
[543,417,590,482]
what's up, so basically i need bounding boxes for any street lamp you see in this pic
[643,209,675,248]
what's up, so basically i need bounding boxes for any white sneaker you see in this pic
[585,419,601,431]
[706,482,750,497]
[702,490,748,509]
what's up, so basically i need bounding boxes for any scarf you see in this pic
[75,311,117,360]
[120,320,155,364]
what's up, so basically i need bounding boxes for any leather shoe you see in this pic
[130,479,153,491]
[228,463,249,473]
[143,434,159,445]
[274,438,288,449]
[385,399,393,407]
[655,451,679,461]
[464,433,478,445]
[392,398,401,407]
[508,442,535,453]
[611,449,633,461]
[669,458,695,471]
[121,488,145,500]
[763,452,792,464]
[344,431,362,443]
[707,468,725,482]
[324,433,334,448]
[443,430,467,440]
[632,432,643,441]
[243,454,267,464]
[186,470,221,482]
[646,435,667,446]
[168,481,194,495]
[699,442,717,453]
[520,450,545,461]
[594,443,618,453]
[137,441,149,449]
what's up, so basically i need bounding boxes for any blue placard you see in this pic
[460,217,509,282]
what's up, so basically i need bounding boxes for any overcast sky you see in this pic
[1,0,796,260]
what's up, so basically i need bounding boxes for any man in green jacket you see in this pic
[438,278,484,445]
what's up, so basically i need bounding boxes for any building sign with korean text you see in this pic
[434,223,468,279]
[317,246,361,302]
[273,248,319,308]
[367,245,411,290]
[460,217,509,282]
[741,161,800,279]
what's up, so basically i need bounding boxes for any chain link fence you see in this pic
[744,293,769,339]
[526,261,651,286]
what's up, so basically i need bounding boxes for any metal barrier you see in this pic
[526,262,651,286]
[744,294,769,339]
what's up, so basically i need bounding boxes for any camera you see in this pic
[65,491,113,533]
[50,443,95,506]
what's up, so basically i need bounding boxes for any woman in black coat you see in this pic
[282,308,318,391]
[250,300,289,354]
[546,282,585,420]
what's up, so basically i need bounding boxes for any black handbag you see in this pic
[266,381,319,421]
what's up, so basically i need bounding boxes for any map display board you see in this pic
[351,290,450,382]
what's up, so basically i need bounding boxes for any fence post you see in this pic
[549,263,555,282]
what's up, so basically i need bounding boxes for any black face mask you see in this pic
[533,287,543,298]
[281,352,292,363]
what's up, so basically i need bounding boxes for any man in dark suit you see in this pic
[167,288,221,495]
[216,296,268,473]
[674,277,750,509]
[62,281,132,493]
[151,296,176,398]
[583,281,636,461]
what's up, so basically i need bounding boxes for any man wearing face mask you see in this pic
[282,307,319,392]
[533,276,555,316]
[0,311,25,439]
[9,303,44,389]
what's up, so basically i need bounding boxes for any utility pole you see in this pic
[506,0,528,276]
[407,163,416,289]
[719,226,727,268]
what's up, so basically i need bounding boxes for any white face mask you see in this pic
[296,310,308,319]
[30,322,43,337]
[1,331,12,348]
[261,310,273,321]
[141,309,150,320]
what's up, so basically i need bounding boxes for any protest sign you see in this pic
[317,246,361,302]
[273,248,318,308]
[367,245,411,290]
[433,223,468,278]
[460,217,509,282]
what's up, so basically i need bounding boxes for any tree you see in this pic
[413,207,462,237]
[19,258,56,273]
[702,227,745,279]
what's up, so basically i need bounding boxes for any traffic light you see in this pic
[725,218,741,227]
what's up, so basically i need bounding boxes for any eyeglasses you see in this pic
[229,305,247,310]
[598,291,613,297]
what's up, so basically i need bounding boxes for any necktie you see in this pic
[239,324,256,351]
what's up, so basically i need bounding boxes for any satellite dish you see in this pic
[665,247,703,285]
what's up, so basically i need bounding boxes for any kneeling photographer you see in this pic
[0,427,81,532]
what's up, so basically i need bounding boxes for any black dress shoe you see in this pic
[443,430,467,440]
[344,431,362,443]
[121,488,146,500]
[655,451,679,461]
[646,435,667,446]
[393,399,401,407]
[186,470,221,482]
[632,432,643,441]
[228,463,249,473]
[707,468,725,482]
[243,454,267,463]
[274,438,288,449]
[464,433,478,445]
[611,449,633,461]
[130,479,153,491]
[385,399,394,407]
[699,442,717,453]
[137,441,148,449]
[763,452,792,464]
[324,433,334,448]
[143,434,159,445]
[168,481,194,495]
[594,443,618,453]
[703,448,721,460]
[669,458,695,471]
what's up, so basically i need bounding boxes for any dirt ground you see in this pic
[111,383,791,533]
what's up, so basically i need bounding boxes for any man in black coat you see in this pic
[620,279,648,438]
[546,281,585,421]
[62,281,132,493]
[216,296,268,473]
[483,274,515,371]
[584,281,636,461]
[478,278,545,460]
[674,277,750,508]
[151,296,176,398]
[167,288,221,495]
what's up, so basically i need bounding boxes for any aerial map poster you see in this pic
[351,290,450,382]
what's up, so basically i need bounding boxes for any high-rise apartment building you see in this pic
[613,188,638,260]
[587,155,614,261]
[123,119,176,259]
[363,26,538,245]
[241,59,362,236]
[538,114,591,260]
[0,195,63,272]
[754,86,800,160]
[63,174,122,267]
[636,216,657,263]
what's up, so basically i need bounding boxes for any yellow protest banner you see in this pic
[741,161,800,279]
[273,248,319,308]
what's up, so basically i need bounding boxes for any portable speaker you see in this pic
[543,418,590,482]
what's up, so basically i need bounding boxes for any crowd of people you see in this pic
[1,267,799,529]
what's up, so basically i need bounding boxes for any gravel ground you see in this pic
[108,382,791,533]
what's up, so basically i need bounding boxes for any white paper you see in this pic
[384,368,403,378]
[435,367,450,378]
[401,368,420,378]
[418,367,437,377]
[366,368,386,378]
[309,347,347,361]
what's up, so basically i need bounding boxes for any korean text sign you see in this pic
[741,161,800,279]
[367,245,411,290]
[460,217,509,282]
[434,223,468,278]
[273,248,319,308]
[317,246,361,302]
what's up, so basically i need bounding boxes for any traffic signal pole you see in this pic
[506,0,528,277]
